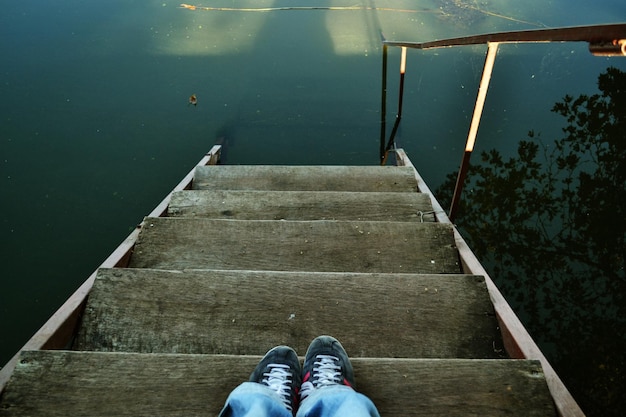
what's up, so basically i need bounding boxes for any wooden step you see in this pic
[192,165,418,192]
[128,218,460,273]
[168,190,436,221]
[0,350,556,417]
[73,268,503,358]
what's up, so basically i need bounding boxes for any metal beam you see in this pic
[384,23,626,51]
[449,43,499,222]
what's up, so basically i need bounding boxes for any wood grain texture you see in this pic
[73,268,503,358]
[168,190,436,221]
[192,165,418,192]
[0,351,556,417]
[129,218,460,273]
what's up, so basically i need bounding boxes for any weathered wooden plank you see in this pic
[356,358,557,417]
[168,190,436,221]
[0,351,556,416]
[73,268,502,358]
[128,218,460,273]
[192,165,418,192]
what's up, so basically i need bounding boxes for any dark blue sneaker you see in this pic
[300,336,356,401]
[250,346,302,413]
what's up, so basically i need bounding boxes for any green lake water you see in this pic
[1,1,625,415]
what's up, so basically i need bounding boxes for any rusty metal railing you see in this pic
[380,23,626,222]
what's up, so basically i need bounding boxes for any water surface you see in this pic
[1,1,625,415]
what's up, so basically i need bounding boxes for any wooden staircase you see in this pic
[0,163,557,416]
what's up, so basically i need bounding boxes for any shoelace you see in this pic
[262,363,295,411]
[300,354,342,400]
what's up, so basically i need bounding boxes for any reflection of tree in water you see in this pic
[436,67,626,417]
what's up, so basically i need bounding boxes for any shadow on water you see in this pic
[0,1,386,371]
[209,5,383,165]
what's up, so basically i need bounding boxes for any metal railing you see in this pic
[380,23,626,222]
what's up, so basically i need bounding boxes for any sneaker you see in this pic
[300,336,356,401]
[250,346,302,413]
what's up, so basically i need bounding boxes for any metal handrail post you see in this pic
[380,44,388,160]
[382,46,407,165]
[449,42,499,222]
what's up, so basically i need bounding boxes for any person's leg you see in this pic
[219,346,301,417]
[219,382,293,417]
[297,385,380,417]
[296,336,381,417]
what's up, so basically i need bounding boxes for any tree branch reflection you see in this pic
[437,66,626,417]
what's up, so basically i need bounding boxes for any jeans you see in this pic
[219,382,381,417]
